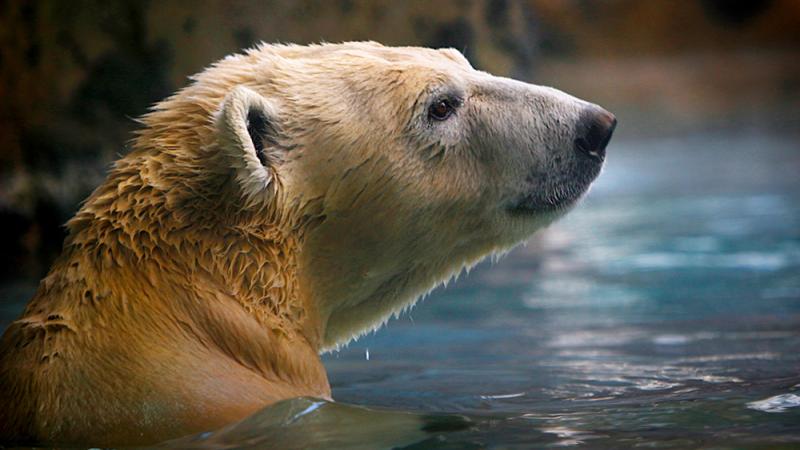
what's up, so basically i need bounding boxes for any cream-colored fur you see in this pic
[0,42,607,446]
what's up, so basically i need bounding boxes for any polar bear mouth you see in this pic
[505,190,583,215]
[506,161,603,215]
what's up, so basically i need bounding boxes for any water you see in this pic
[2,130,799,448]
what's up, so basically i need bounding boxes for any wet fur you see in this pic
[0,42,596,446]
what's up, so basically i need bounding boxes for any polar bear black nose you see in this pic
[574,106,617,161]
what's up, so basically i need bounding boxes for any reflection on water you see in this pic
[165,397,471,450]
[1,130,798,448]
[747,393,800,414]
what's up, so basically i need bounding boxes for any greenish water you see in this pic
[2,130,799,448]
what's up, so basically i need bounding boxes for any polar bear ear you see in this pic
[215,86,282,206]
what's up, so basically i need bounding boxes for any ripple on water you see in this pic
[746,393,800,413]
[524,276,641,309]
[635,380,682,391]
[479,392,527,400]
[612,251,792,272]
[538,426,607,446]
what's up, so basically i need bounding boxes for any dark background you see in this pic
[1,0,799,280]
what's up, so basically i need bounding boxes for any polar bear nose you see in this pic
[574,106,617,161]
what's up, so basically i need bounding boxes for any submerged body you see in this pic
[0,42,614,446]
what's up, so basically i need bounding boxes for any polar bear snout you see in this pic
[574,105,617,162]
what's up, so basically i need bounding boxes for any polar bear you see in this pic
[0,42,615,446]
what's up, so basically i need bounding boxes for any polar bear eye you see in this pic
[428,99,455,121]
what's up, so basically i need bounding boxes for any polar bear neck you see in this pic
[57,83,326,352]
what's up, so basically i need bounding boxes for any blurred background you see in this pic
[1,2,799,447]
[1,0,798,280]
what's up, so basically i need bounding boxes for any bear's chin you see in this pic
[504,183,592,216]
[506,158,603,216]
[506,194,579,215]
